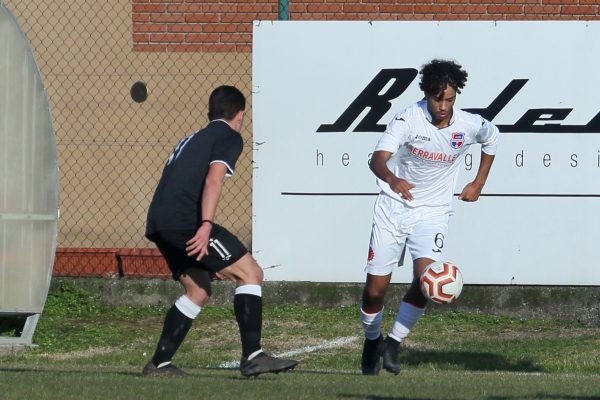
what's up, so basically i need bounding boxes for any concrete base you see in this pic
[49,278,600,326]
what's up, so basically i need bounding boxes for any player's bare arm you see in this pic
[370,150,416,201]
[186,162,229,260]
[459,152,495,202]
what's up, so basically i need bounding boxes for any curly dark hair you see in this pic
[419,59,468,97]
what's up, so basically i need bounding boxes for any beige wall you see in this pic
[5,0,253,248]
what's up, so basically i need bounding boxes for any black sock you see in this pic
[234,293,263,358]
[151,304,193,366]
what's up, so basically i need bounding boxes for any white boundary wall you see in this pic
[252,21,600,285]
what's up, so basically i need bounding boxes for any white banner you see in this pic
[252,21,600,285]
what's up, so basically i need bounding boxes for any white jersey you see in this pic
[374,100,499,208]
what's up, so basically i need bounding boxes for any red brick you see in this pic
[380,4,414,13]
[151,13,186,23]
[117,249,168,279]
[149,33,185,43]
[451,4,487,13]
[133,13,151,22]
[185,13,220,23]
[471,0,537,3]
[541,15,579,20]
[343,4,379,13]
[374,13,399,20]
[220,33,252,43]
[202,4,238,13]
[167,4,203,13]
[473,14,507,20]
[289,4,307,13]
[186,33,221,43]
[326,13,365,19]
[542,0,578,4]
[508,14,543,20]
[487,4,524,13]
[301,13,328,20]
[561,5,598,15]
[133,33,150,42]
[53,248,119,277]
[167,23,204,33]
[414,4,451,13]
[437,13,470,20]
[196,23,239,33]
[524,5,561,14]
[220,14,258,23]
[236,24,253,33]
[236,44,252,52]
[166,43,238,52]
[133,23,167,33]
[132,4,166,13]
[306,4,344,13]
[237,4,277,13]
[405,14,434,20]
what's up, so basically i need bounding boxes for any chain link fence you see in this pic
[4,0,594,276]
[6,1,254,276]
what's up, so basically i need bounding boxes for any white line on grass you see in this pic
[217,335,359,369]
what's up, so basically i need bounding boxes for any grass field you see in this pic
[1,281,599,400]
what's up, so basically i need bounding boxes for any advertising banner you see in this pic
[253,21,600,284]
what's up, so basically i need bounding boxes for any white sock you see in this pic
[235,284,262,297]
[175,295,202,320]
[389,301,425,343]
[360,307,384,340]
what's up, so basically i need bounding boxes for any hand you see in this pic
[185,224,212,260]
[388,177,416,201]
[459,181,484,202]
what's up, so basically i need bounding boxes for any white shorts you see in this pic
[365,193,451,276]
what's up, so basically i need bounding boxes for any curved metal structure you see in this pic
[0,2,59,346]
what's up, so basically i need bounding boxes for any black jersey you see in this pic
[146,120,243,235]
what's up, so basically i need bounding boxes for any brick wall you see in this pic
[132,0,600,52]
[132,0,278,51]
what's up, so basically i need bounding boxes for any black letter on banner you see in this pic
[513,109,573,132]
[317,68,418,133]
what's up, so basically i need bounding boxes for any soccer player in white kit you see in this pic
[360,59,500,375]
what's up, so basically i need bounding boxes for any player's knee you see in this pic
[363,285,386,302]
[224,253,264,285]
[246,261,264,284]
[186,287,211,306]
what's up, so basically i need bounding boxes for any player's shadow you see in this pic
[401,348,542,372]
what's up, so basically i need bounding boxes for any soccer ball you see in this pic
[420,261,463,304]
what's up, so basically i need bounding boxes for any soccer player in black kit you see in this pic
[143,85,298,377]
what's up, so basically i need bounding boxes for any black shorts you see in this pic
[147,224,248,281]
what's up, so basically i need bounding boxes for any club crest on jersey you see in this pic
[450,132,465,149]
